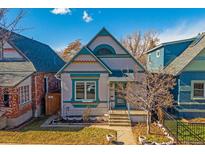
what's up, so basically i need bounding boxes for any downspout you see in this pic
[177,78,180,105]
[34,74,37,117]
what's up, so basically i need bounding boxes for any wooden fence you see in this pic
[45,93,61,116]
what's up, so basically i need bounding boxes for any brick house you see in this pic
[0,30,65,128]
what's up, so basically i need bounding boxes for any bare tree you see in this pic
[121,30,159,65]
[59,39,82,62]
[0,9,26,43]
[119,69,175,134]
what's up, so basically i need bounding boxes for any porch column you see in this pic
[109,82,115,109]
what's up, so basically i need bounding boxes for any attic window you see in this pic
[94,44,116,55]
[156,50,160,58]
[97,48,113,55]
[148,54,152,64]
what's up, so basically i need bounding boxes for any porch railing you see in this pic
[126,103,131,120]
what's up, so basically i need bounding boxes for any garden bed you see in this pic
[132,122,174,144]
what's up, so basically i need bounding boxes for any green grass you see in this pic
[132,123,171,144]
[0,118,116,145]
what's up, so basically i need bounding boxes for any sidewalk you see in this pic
[91,125,136,145]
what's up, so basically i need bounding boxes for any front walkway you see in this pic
[91,125,136,145]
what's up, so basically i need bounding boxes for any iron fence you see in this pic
[163,110,205,144]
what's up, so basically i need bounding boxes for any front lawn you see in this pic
[0,118,116,145]
[132,123,171,144]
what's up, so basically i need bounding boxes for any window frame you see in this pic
[156,50,160,58]
[191,80,205,100]
[148,54,152,64]
[19,85,31,104]
[74,81,96,102]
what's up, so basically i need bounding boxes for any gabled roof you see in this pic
[165,33,205,76]
[87,27,145,71]
[56,46,112,75]
[1,29,65,73]
[147,37,196,54]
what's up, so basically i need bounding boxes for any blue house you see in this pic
[147,33,205,118]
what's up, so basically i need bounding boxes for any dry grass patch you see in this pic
[132,123,171,144]
[188,118,205,123]
[0,118,116,145]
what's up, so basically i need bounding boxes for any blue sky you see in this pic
[8,8,205,51]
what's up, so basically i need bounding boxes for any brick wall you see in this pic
[0,73,60,119]
[0,87,32,118]
[32,72,60,117]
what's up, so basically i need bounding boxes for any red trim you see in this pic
[3,48,16,52]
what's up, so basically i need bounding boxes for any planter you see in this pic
[138,136,147,144]
[106,134,114,142]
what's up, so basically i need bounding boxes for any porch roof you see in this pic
[0,72,33,87]
[108,73,134,81]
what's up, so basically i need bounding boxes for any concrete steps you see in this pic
[109,110,131,127]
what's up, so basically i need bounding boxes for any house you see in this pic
[0,30,65,128]
[56,28,147,123]
[147,33,205,118]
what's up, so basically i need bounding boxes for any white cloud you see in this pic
[51,8,71,15]
[82,11,93,23]
[159,19,205,43]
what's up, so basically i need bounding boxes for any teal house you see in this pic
[56,28,147,123]
[147,33,205,118]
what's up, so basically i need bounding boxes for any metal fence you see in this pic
[163,111,205,144]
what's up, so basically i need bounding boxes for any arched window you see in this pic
[93,44,116,55]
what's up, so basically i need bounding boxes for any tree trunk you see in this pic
[146,111,150,135]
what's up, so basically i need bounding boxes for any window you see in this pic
[192,81,205,99]
[19,85,30,104]
[97,48,114,55]
[94,44,116,55]
[156,50,160,58]
[148,54,152,63]
[3,91,9,107]
[75,81,96,101]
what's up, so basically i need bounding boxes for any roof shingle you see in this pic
[165,33,205,75]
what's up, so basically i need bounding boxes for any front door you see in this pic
[114,82,127,109]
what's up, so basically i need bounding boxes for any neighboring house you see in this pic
[56,28,146,121]
[0,30,65,128]
[147,33,205,118]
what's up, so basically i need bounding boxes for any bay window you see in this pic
[75,81,96,101]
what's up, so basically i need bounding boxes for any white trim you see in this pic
[74,81,96,102]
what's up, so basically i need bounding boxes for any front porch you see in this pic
[108,81,128,110]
